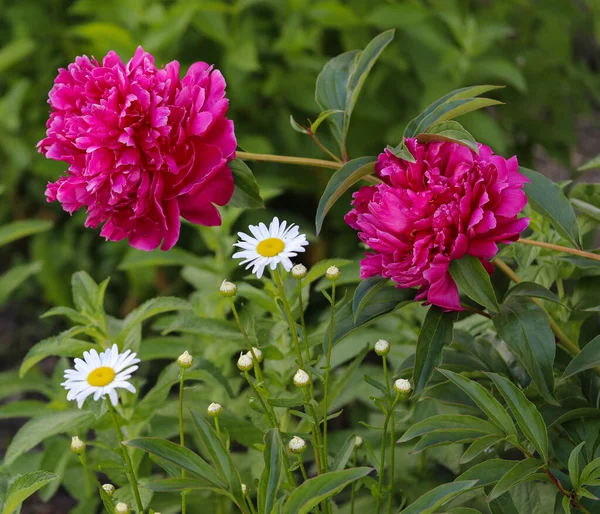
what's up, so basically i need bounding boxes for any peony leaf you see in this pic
[352,276,388,322]
[487,458,543,501]
[449,254,499,313]
[289,115,309,134]
[520,166,580,248]
[398,414,504,443]
[417,120,479,153]
[460,434,504,464]
[229,158,264,209]
[503,282,565,307]
[400,480,478,514]
[315,156,376,234]
[457,459,520,488]
[310,109,343,134]
[562,335,600,379]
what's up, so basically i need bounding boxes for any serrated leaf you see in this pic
[488,458,543,501]
[417,120,479,153]
[562,335,600,379]
[3,470,57,514]
[258,429,283,514]
[449,254,499,313]
[400,480,478,514]
[229,158,264,209]
[0,220,52,249]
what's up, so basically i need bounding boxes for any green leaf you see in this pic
[258,429,283,514]
[562,335,600,379]
[412,307,456,395]
[416,120,479,153]
[437,369,517,438]
[0,400,47,420]
[457,459,517,488]
[97,481,115,514]
[0,262,43,305]
[400,480,478,514]
[315,156,376,234]
[449,255,500,313]
[145,477,215,492]
[19,337,97,377]
[577,154,600,172]
[315,30,394,151]
[118,247,206,270]
[161,313,244,342]
[71,271,106,317]
[310,109,343,134]
[332,434,358,471]
[4,410,95,466]
[399,415,503,443]
[486,372,549,462]
[488,458,543,501]
[0,220,52,249]
[460,434,504,464]
[229,158,264,209]
[492,297,557,405]
[123,437,227,489]
[520,167,580,248]
[568,442,585,490]
[282,467,372,514]
[352,276,388,321]
[579,457,600,486]
[3,470,57,514]
[290,115,309,134]
[503,282,564,307]
[411,431,485,453]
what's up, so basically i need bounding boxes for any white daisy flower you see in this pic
[233,217,308,279]
[61,344,140,408]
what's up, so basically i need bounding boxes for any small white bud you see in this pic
[70,436,86,455]
[208,402,223,417]
[293,369,311,388]
[325,265,340,281]
[393,378,412,394]
[291,264,308,279]
[114,503,130,514]
[246,347,263,363]
[102,484,115,496]
[177,350,193,369]
[354,436,363,448]
[220,280,237,297]
[288,436,307,454]
[242,483,248,495]
[374,339,390,356]
[237,352,254,371]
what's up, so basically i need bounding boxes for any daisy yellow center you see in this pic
[256,237,285,257]
[87,366,116,387]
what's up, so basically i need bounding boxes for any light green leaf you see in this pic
[449,254,499,313]
[258,429,283,514]
[488,458,543,501]
[3,470,57,514]
[400,480,478,514]
[417,120,479,153]
[0,220,52,249]
[160,312,244,342]
[568,442,585,490]
[352,276,388,322]
[290,115,309,134]
[0,262,43,305]
[229,158,264,209]
[19,337,97,377]
[577,154,600,172]
[563,335,600,379]
[310,109,343,134]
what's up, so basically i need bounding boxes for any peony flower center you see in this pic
[256,237,285,257]
[87,367,116,387]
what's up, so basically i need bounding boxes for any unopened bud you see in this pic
[247,347,263,363]
[208,402,223,417]
[237,352,253,371]
[70,436,86,455]
[354,436,363,448]
[114,503,130,514]
[220,280,237,297]
[393,378,412,395]
[102,484,115,496]
[177,350,193,369]
[293,369,311,388]
[374,339,390,356]
[325,266,340,281]
[291,264,308,279]
[289,436,307,454]
[242,483,248,495]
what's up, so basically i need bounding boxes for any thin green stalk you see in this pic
[214,417,222,441]
[301,387,324,475]
[296,277,311,363]
[322,281,336,474]
[245,493,258,514]
[273,269,304,368]
[382,357,396,514]
[298,455,309,481]
[230,298,265,384]
[376,394,400,514]
[179,369,187,514]
[78,454,94,498]
[107,401,145,514]
[350,447,358,514]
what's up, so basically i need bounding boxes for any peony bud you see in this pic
[374,339,390,356]
[288,436,307,454]
[220,280,237,297]
[177,350,193,369]
[393,378,412,395]
[325,265,340,281]
[102,484,115,497]
[114,503,130,514]
[207,402,223,417]
[293,369,311,388]
[247,347,263,363]
[70,436,86,455]
[242,483,248,495]
[237,352,253,371]
[354,436,363,448]
[291,264,308,279]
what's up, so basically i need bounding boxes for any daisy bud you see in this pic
[288,436,307,454]
[393,378,412,395]
[102,484,115,496]
[208,402,223,417]
[114,503,130,514]
[247,347,263,363]
[293,369,311,388]
[70,436,86,455]
[177,350,193,369]
[355,436,363,448]
[220,280,237,297]
[242,483,248,495]
[291,264,307,279]
[374,339,390,356]
[237,352,253,371]
[325,265,340,281]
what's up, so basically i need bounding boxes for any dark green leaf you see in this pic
[229,158,264,209]
[417,120,479,153]
[460,434,504,464]
[449,254,499,313]
[488,458,543,501]
[562,335,600,379]
[145,477,215,492]
[399,415,503,443]
[503,282,564,307]
[400,480,478,514]
[258,429,283,514]
[457,459,517,488]
[411,431,483,452]
[332,434,358,471]
[568,442,585,489]
[0,262,43,305]
[352,276,388,321]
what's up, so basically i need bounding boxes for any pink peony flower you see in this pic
[345,138,530,311]
[38,47,236,251]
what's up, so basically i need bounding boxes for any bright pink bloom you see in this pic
[345,139,529,311]
[38,47,236,250]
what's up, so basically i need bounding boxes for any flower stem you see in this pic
[377,394,400,514]
[382,357,397,514]
[301,387,324,475]
[517,238,600,262]
[245,495,259,514]
[179,369,187,514]
[236,151,342,170]
[229,298,265,384]
[214,417,222,441]
[309,132,343,163]
[298,455,309,481]
[322,281,336,474]
[350,448,358,514]
[107,401,145,514]
[296,277,311,364]
[273,268,305,369]
[77,454,94,498]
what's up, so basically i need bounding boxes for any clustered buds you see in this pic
[114,503,130,514]
[354,436,363,448]
[325,265,341,281]
[291,263,307,279]
[220,280,237,297]
[393,378,412,395]
[102,484,115,497]
[247,347,263,363]
[177,350,193,369]
[374,339,390,356]
[288,436,307,454]
[237,352,254,371]
[70,436,86,455]
[207,402,223,417]
[293,369,311,388]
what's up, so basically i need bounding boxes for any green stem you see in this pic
[350,448,358,514]
[322,281,336,474]
[230,298,265,384]
[215,417,222,441]
[382,357,396,514]
[296,277,311,364]
[309,132,343,163]
[245,493,258,514]
[78,454,94,499]
[377,394,400,514]
[273,268,304,368]
[301,387,324,475]
[236,151,342,170]
[107,401,145,514]
[179,369,187,514]
[298,455,309,481]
